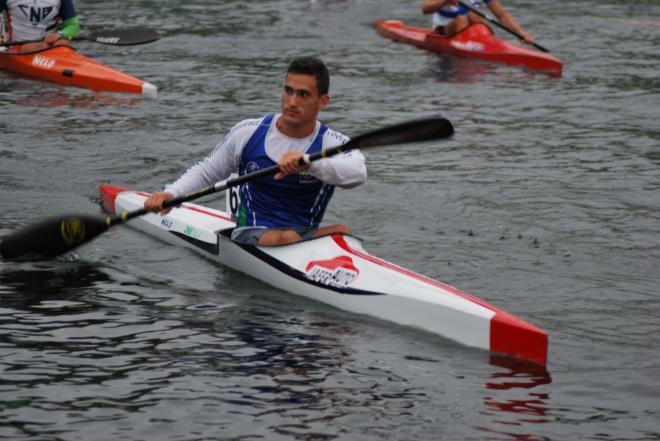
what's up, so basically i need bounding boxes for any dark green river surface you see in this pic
[1,0,659,439]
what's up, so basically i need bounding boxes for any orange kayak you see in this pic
[0,45,157,97]
[375,19,563,76]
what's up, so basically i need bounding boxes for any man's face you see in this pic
[280,73,329,128]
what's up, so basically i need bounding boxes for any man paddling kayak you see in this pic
[0,0,80,53]
[144,57,367,246]
[422,0,535,45]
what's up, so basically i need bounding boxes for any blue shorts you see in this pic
[230,226,318,245]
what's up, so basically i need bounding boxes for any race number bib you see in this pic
[225,173,240,221]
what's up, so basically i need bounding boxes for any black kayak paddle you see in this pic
[0,117,454,260]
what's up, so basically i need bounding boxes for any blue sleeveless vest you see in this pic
[236,115,335,228]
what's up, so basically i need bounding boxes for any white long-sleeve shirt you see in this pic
[164,114,367,199]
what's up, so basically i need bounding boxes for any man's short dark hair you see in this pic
[286,57,330,96]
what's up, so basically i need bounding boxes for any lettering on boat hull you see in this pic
[32,55,56,69]
[305,255,359,288]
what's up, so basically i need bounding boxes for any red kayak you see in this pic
[375,19,563,76]
[0,45,157,97]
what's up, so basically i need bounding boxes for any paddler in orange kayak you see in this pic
[0,0,80,53]
[422,0,535,45]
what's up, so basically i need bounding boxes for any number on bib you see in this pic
[225,173,240,221]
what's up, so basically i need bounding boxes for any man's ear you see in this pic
[319,94,330,109]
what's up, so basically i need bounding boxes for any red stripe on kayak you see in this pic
[332,234,494,306]
[181,204,233,222]
[331,234,547,365]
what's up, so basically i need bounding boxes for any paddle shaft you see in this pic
[458,1,550,53]
[110,116,454,227]
[1,28,159,47]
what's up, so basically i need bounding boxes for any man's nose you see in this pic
[287,94,299,106]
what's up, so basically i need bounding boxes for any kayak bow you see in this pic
[375,19,563,75]
[99,184,548,365]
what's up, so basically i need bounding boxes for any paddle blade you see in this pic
[346,117,454,150]
[0,215,109,260]
[83,28,160,46]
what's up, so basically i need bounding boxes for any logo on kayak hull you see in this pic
[305,255,359,288]
[32,55,55,69]
[450,40,485,52]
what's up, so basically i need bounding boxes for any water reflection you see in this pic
[478,355,552,439]
[0,74,144,107]
[427,54,561,83]
[0,260,111,303]
[0,257,356,439]
[428,55,496,83]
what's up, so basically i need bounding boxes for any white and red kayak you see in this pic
[100,184,548,365]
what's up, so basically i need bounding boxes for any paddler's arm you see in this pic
[159,148,236,201]
[486,0,535,44]
[274,149,367,189]
[45,0,79,44]
[145,120,254,213]
[274,127,367,187]
[1,0,8,43]
[44,17,79,44]
[422,0,459,14]
[309,130,367,188]
[309,150,366,189]
[58,17,80,39]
